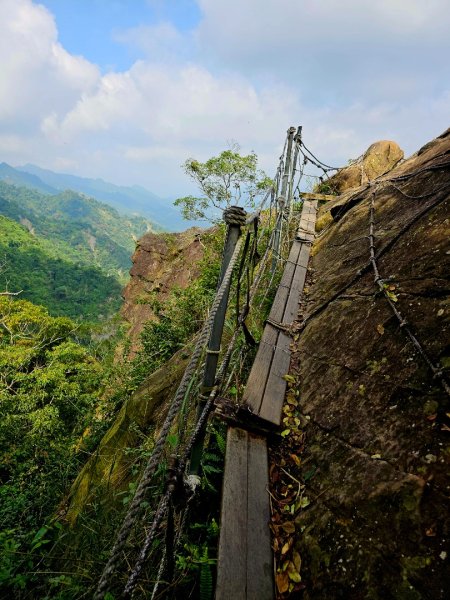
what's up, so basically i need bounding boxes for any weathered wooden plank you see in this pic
[216,427,249,600]
[296,242,311,269]
[247,434,273,599]
[276,242,301,293]
[268,278,291,322]
[258,205,316,425]
[243,325,278,414]
[242,239,299,414]
[299,192,335,202]
[296,228,315,240]
[259,333,291,425]
[243,249,296,414]
[299,216,315,230]
[301,206,317,217]
[284,267,307,323]
[243,201,316,420]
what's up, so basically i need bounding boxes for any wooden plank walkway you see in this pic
[216,200,317,599]
[242,200,317,426]
[216,428,272,600]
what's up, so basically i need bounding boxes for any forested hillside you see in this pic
[0,297,109,595]
[0,216,122,319]
[2,161,185,231]
[0,181,153,281]
[0,181,160,319]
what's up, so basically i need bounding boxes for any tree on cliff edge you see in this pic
[174,144,272,222]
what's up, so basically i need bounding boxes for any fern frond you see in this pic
[200,548,213,600]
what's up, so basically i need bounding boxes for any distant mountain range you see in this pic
[0,162,188,231]
[0,180,155,319]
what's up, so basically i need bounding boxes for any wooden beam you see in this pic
[216,428,248,600]
[299,192,337,202]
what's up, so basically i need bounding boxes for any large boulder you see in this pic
[326,140,404,194]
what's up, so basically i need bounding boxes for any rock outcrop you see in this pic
[325,140,404,194]
[292,128,450,598]
[121,227,206,351]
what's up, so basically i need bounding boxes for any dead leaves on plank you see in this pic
[270,381,311,597]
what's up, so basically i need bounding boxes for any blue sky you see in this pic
[40,0,201,72]
[0,0,449,197]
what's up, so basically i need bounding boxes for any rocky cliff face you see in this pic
[121,227,206,350]
[291,129,450,598]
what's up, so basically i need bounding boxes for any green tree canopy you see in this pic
[174,145,273,222]
[0,297,103,536]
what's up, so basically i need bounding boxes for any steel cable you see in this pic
[95,127,299,599]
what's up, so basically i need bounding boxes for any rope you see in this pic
[300,141,341,171]
[95,126,300,599]
[368,189,450,397]
[123,491,171,598]
[304,180,450,329]
[121,190,289,595]
[223,205,247,226]
[123,326,239,598]
[265,317,292,334]
[94,236,244,600]
[149,544,167,600]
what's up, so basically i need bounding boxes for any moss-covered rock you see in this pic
[62,344,190,526]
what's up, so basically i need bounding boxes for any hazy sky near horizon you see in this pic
[0,0,449,196]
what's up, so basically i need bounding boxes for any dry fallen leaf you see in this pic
[377,324,385,335]
[276,571,289,594]
[281,521,296,534]
[281,540,291,554]
[287,561,302,583]
[293,550,302,572]
[290,453,301,466]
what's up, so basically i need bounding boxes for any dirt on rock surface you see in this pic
[289,129,450,599]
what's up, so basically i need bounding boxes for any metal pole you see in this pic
[271,126,296,272]
[281,126,296,204]
[189,205,246,475]
[288,126,302,218]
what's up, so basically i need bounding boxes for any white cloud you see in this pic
[0,0,448,198]
[197,0,450,52]
[0,0,99,130]
[196,0,450,102]
[42,60,299,158]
